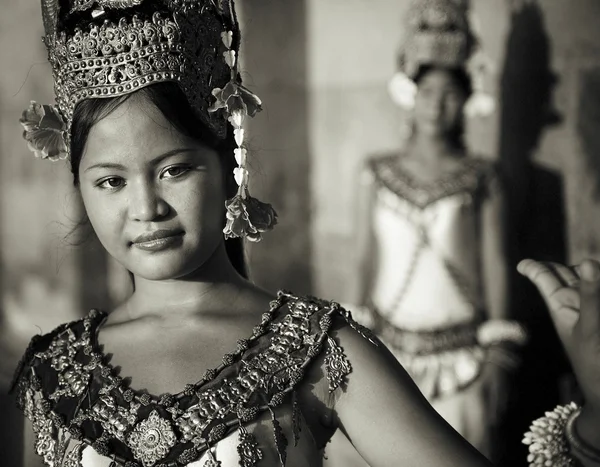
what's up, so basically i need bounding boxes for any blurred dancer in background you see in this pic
[339,0,528,463]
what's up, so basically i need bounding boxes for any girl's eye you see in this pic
[98,177,124,189]
[162,165,190,179]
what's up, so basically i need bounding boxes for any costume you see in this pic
[360,154,527,453]
[11,292,376,466]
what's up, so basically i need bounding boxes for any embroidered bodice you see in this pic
[367,154,499,331]
[12,292,374,467]
[352,155,500,398]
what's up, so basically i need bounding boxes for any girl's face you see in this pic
[78,94,226,281]
[413,68,467,138]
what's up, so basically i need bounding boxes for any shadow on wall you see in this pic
[495,2,571,465]
[577,67,600,202]
[241,0,313,294]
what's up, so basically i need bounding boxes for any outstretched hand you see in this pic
[518,258,600,420]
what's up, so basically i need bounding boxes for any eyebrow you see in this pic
[84,148,197,173]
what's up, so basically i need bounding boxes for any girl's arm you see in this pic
[327,325,494,467]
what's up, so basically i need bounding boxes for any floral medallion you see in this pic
[127,410,176,467]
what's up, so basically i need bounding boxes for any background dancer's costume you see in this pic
[355,0,526,455]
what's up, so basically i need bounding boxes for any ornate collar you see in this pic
[12,292,373,467]
[370,155,491,209]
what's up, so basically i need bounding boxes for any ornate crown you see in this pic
[42,0,237,146]
[388,0,495,117]
[401,0,474,78]
[20,0,277,241]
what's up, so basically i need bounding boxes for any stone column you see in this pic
[238,0,313,294]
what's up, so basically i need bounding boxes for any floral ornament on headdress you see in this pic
[19,101,68,161]
[463,49,496,118]
[388,72,418,110]
[210,31,278,243]
[387,59,496,118]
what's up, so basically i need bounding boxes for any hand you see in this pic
[518,259,600,448]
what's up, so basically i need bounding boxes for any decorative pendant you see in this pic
[208,423,227,443]
[237,426,263,467]
[203,448,222,467]
[291,391,302,447]
[127,410,176,467]
[268,407,288,466]
[324,336,352,392]
[63,443,85,467]
[178,447,199,465]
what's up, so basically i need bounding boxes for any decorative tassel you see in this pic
[291,391,302,447]
[237,425,263,467]
[268,406,288,466]
[324,336,352,393]
[207,29,277,243]
[203,447,222,467]
[62,443,84,467]
[223,188,278,243]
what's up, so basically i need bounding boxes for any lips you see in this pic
[132,229,183,245]
[131,229,184,252]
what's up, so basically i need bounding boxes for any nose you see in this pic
[128,179,169,222]
[428,95,445,116]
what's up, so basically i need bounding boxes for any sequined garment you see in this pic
[11,292,371,467]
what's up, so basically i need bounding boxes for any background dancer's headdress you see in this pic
[388,0,495,117]
[20,0,276,241]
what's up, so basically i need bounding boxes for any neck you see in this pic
[124,241,250,320]
[406,132,461,161]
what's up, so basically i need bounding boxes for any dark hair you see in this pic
[70,82,248,278]
[413,65,472,149]
[413,65,473,97]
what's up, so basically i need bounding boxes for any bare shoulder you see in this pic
[299,307,492,466]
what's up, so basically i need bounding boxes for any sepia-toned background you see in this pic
[2,0,600,465]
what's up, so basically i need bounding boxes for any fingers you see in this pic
[546,262,580,287]
[518,259,578,351]
[517,259,564,299]
[579,259,600,337]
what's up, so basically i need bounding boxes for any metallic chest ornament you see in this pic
[13,292,364,466]
[127,410,177,467]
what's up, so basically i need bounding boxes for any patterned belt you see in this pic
[366,305,481,356]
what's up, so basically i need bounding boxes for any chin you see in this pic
[125,261,188,281]
[127,246,218,281]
